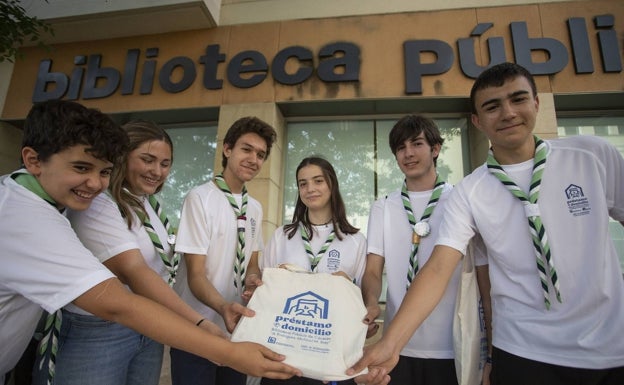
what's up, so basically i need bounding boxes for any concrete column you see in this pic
[534,92,559,139]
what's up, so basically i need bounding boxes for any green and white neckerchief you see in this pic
[402,174,445,290]
[11,170,61,385]
[214,174,248,295]
[486,135,562,309]
[139,195,180,287]
[300,224,336,272]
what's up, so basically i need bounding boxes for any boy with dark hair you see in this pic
[362,114,487,385]
[171,116,278,385]
[351,62,624,385]
[0,101,300,384]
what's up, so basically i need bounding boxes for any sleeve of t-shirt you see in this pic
[435,183,477,256]
[67,194,140,263]
[470,232,488,267]
[602,138,624,221]
[261,229,281,270]
[176,187,211,255]
[5,204,114,314]
[352,233,368,286]
[366,198,385,257]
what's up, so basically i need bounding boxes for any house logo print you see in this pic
[565,184,584,199]
[283,291,329,319]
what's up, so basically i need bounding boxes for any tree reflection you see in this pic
[160,126,218,228]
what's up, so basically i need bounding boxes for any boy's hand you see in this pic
[220,302,255,333]
[363,304,381,338]
[242,273,263,303]
[347,339,397,385]
[224,342,302,379]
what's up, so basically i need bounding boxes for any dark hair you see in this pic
[470,62,537,114]
[110,120,173,229]
[389,114,444,166]
[284,156,358,240]
[22,99,127,164]
[221,116,276,168]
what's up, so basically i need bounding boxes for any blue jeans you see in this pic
[170,347,246,385]
[33,310,163,385]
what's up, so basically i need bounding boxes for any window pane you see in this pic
[375,118,469,199]
[285,118,472,302]
[285,121,376,233]
[161,124,217,228]
[557,116,624,271]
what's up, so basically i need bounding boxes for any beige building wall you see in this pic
[219,0,583,25]
[0,0,618,222]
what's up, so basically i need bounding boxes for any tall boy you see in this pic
[171,116,277,385]
[351,62,624,385]
[362,114,487,385]
[0,101,299,384]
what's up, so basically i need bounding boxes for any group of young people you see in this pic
[2,61,623,385]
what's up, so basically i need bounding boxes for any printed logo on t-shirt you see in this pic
[326,249,340,271]
[250,218,257,238]
[565,184,591,217]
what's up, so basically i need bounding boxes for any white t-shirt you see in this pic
[65,192,172,315]
[437,135,624,369]
[261,223,367,285]
[367,182,487,359]
[0,173,114,376]
[174,181,264,334]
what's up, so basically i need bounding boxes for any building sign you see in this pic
[28,14,624,103]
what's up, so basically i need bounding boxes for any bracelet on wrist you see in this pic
[486,356,493,364]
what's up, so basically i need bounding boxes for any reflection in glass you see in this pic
[161,124,217,228]
[285,118,469,237]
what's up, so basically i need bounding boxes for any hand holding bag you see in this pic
[231,267,368,381]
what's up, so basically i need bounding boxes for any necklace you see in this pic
[310,219,332,226]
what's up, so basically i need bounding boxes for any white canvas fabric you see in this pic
[453,242,487,385]
[231,268,368,381]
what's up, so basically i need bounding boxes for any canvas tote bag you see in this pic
[231,267,368,381]
[453,244,487,385]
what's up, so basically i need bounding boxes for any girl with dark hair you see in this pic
[246,156,367,385]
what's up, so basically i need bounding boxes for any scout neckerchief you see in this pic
[214,174,248,295]
[139,194,180,287]
[300,223,336,272]
[11,170,61,385]
[486,135,562,309]
[402,174,445,290]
